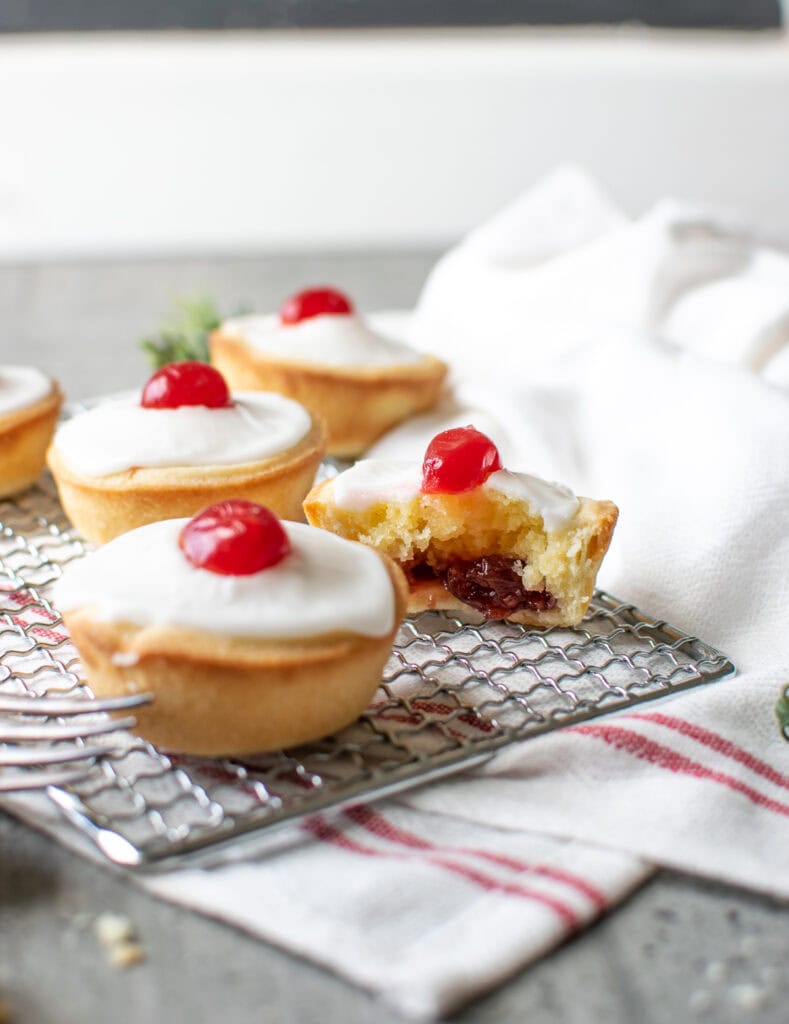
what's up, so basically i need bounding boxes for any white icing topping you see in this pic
[53,391,312,477]
[331,460,422,510]
[0,365,52,418]
[222,312,426,369]
[328,459,580,532]
[483,470,579,531]
[54,519,395,639]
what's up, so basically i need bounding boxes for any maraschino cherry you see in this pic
[279,286,354,325]
[421,426,502,494]
[180,501,291,576]
[141,361,231,410]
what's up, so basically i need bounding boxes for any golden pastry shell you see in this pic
[209,328,448,458]
[47,410,327,544]
[63,552,409,756]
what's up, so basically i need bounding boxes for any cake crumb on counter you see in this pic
[108,942,146,969]
[688,988,712,1014]
[730,984,768,1013]
[93,912,146,969]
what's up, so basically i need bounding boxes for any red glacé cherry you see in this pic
[421,426,502,494]
[141,362,231,410]
[279,286,354,325]
[180,501,291,576]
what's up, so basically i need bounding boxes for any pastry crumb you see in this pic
[93,912,145,968]
[94,911,135,945]
[730,984,768,1012]
[703,960,727,984]
[109,941,146,969]
[688,988,712,1014]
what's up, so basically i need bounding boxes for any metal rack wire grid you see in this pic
[0,476,735,868]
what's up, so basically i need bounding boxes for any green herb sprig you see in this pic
[140,296,221,369]
[777,686,789,740]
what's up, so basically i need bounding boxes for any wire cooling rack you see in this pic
[0,476,735,869]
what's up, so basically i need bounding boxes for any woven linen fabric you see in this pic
[4,166,789,1019]
[377,165,789,907]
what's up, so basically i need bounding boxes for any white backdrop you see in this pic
[2,28,788,258]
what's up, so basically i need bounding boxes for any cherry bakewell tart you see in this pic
[47,362,326,545]
[209,286,448,457]
[0,365,62,498]
[54,501,408,756]
[304,427,618,628]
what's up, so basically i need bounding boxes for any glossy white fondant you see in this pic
[221,312,426,369]
[54,519,396,639]
[328,459,579,532]
[53,391,312,477]
[0,365,53,417]
[483,469,579,531]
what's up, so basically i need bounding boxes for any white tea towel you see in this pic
[4,166,789,1019]
[3,788,650,1020]
[377,166,789,902]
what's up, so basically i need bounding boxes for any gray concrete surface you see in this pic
[0,251,437,402]
[1,811,787,1024]
[0,253,787,1022]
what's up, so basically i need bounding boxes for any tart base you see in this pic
[0,386,63,498]
[63,556,408,756]
[210,330,448,458]
[47,414,326,545]
[304,479,618,628]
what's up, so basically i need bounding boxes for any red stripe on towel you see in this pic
[28,625,68,645]
[5,592,59,620]
[346,804,607,913]
[575,724,789,818]
[303,816,580,929]
[627,712,789,792]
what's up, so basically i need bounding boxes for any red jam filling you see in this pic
[279,286,354,325]
[421,426,502,495]
[179,500,291,575]
[445,556,556,616]
[404,555,556,618]
[141,361,231,410]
